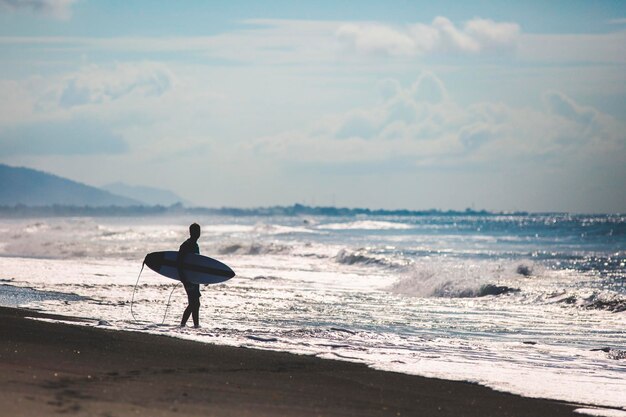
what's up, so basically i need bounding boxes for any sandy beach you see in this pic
[0,306,583,417]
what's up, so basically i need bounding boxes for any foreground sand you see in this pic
[0,306,580,416]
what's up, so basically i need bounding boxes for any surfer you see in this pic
[178,223,202,328]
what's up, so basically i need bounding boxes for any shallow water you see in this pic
[0,214,624,409]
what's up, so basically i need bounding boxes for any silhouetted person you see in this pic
[178,223,201,328]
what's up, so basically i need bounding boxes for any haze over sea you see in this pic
[1,211,624,410]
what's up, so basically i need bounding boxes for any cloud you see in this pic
[458,122,497,150]
[518,32,626,65]
[543,91,596,125]
[607,18,626,25]
[0,61,221,163]
[0,119,128,156]
[377,78,401,100]
[251,73,625,169]
[336,23,417,56]
[336,16,520,57]
[1,18,623,66]
[335,110,381,140]
[410,72,447,104]
[464,18,521,51]
[0,62,179,136]
[0,0,77,19]
[327,72,448,142]
[55,63,176,108]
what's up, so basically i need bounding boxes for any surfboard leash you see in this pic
[161,282,181,325]
[130,259,181,325]
[130,261,145,323]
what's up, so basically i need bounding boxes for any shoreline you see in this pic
[0,306,584,416]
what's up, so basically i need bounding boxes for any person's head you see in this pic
[189,223,201,240]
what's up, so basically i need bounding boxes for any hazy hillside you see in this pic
[102,182,190,206]
[0,164,140,206]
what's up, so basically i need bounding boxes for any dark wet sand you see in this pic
[0,306,580,416]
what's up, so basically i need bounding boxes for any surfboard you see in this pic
[143,251,235,284]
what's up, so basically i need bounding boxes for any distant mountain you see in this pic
[0,164,140,206]
[102,182,190,206]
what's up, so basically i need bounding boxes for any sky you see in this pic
[0,0,625,213]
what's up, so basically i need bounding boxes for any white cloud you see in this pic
[0,63,180,129]
[464,18,521,51]
[518,32,626,64]
[336,16,520,57]
[0,0,77,19]
[53,63,176,109]
[0,62,193,160]
[251,73,625,169]
[429,16,481,53]
[334,109,384,140]
[543,91,596,125]
[410,72,448,104]
[458,122,497,150]
[1,18,624,67]
[336,23,417,56]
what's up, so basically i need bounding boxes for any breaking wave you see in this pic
[318,220,414,231]
[215,242,292,256]
[251,223,317,235]
[334,248,401,267]
[388,262,526,298]
[549,291,626,313]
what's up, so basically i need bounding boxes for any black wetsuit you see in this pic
[178,238,200,327]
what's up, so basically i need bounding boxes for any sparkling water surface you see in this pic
[0,214,624,409]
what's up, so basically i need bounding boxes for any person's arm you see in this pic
[177,244,189,284]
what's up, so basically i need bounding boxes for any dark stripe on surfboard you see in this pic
[158,259,234,278]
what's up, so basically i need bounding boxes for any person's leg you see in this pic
[181,286,194,327]
[191,297,200,328]
[181,304,192,327]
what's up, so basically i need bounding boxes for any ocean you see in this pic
[0,213,624,410]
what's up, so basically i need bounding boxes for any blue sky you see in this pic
[0,0,625,212]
